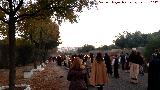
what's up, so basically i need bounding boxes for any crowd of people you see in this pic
[48,49,160,90]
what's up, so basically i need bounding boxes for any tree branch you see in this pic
[15,1,71,22]
[14,0,23,14]
[0,6,9,15]
[15,9,42,22]
[0,18,8,24]
[15,1,55,22]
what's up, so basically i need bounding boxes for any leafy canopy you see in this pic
[0,0,97,24]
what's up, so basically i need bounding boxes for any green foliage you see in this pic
[108,44,118,50]
[16,42,33,66]
[45,38,59,49]
[0,42,8,68]
[97,45,108,51]
[0,21,7,38]
[0,0,98,50]
[18,17,61,48]
[0,0,98,89]
[114,30,160,60]
[144,31,160,60]
[17,18,61,63]
[0,39,34,68]
[114,31,149,48]
[12,0,97,24]
[77,44,95,53]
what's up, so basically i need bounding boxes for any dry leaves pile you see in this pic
[0,63,69,90]
[0,69,9,86]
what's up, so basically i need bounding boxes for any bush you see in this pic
[0,44,9,68]
[144,37,160,61]
[0,42,34,68]
[16,44,33,66]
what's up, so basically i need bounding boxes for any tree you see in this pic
[108,44,118,50]
[144,31,160,60]
[16,38,33,66]
[96,45,108,51]
[114,31,149,48]
[77,44,95,53]
[18,18,61,67]
[0,0,97,89]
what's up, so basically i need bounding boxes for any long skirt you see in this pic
[130,62,139,83]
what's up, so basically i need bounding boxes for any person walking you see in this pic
[67,56,88,90]
[90,52,109,90]
[125,53,130,72]
[84,55,92,77]
[129,50,142,84]
[148,49,160,90]
[120,52,126,70]
[113,55,120,78]
[104,53,113,76]
[90,53,94,63]
[137,52,144,76]
[57,55,62,66]
[83,55,92,87]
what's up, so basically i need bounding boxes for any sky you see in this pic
[58,0,160,48]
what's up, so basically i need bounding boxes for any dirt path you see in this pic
[0,62,69,90]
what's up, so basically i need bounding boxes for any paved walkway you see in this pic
[88,70,148,90]
[28,63,147,90]
[0,62,148,90]
[0,62,147,90]
[58,63,148,90]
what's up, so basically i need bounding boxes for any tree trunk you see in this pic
[8,14,16,90]
[33,57,37,69]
